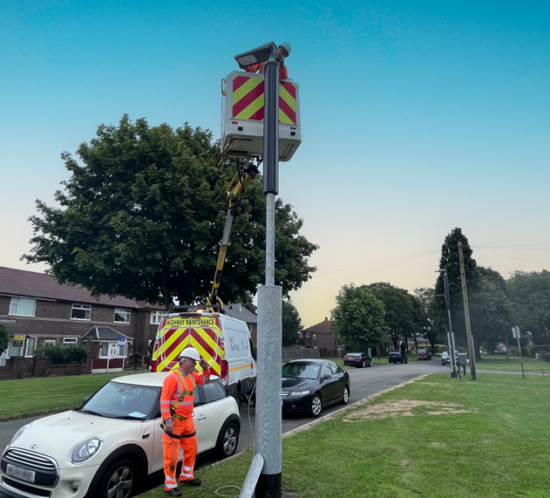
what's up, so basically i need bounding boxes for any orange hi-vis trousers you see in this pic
[163,417,198,490]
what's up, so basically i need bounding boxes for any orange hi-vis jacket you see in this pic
[160,369,210,421]
[246,61,288,80]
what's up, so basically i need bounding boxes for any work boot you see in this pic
[181,478,202,487]
[165,489,182,497]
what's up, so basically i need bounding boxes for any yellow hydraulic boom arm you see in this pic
[207,159,259,309]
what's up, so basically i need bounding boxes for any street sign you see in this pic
[512,326,520,339]
[118,337,126,346]
[13,334,24,347]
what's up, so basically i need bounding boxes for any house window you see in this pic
[25,338,37,357]
[119,344,126,357]
[7,340,23,358]
[9,298,36,317]
[63,337,78,345]
[44,340,56,347]
[313,334,317,340]
[150,311,167,325]
[71,304,91,321]
[114,309,131,323]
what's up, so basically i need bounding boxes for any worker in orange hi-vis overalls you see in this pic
[244,42,291,80]
[160,347,212,496]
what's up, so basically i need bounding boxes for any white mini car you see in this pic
[0,372,240,498]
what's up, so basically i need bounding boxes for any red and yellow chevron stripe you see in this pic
[153,320,224,375]
[232,75,297,125]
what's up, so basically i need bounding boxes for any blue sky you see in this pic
[1,1,549,326]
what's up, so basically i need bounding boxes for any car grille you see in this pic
[4,449,57,474]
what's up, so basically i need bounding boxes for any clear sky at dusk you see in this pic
[1,1,549,327]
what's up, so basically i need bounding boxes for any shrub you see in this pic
[0,323,8,353]
[35,343,89,364]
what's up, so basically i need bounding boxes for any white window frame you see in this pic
[70,304,92,321]
[44,340,57,347]
[150,311,167,325]
[9,298,36,317]
[100,342,121,358]
[25,337,37,358]
[63,337,78,345]
[114,308,131,323]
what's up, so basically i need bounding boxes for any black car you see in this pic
[343,352,372,368]
[281,359,350,417]
[388,351,408,364]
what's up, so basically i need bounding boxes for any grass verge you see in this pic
[0,371,136,421]
[476,354,547,373]
[140,372,550,498]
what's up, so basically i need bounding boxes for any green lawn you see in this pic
[0,372,135,421]
[140,372,550,498]
[475,354,547,373]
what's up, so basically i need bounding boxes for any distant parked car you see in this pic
[494,349,508,355]
[417,348,432,361]
[281,359,350,417]
[343,353,372,368]
[441,351,451,365]
[388,351,408,364]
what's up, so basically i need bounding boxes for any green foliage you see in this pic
[367,282,423,351]
[433,228,478,342]
[507,270,550,344]
[282,300,303,346]
[331,284,388,351]
[35,343,89,364]
[0,323,8,353]
[23,116,318,307]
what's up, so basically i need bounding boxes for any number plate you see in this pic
[6,464,35,483]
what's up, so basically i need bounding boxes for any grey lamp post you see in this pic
[235,42,283,498]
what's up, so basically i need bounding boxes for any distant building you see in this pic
[0,266,165,366]
[301,317,342,356]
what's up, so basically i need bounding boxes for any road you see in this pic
[0,360,445,458]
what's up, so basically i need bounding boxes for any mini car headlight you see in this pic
[71,437,103,463]
[289,390,310,397]
[10,423,33,445]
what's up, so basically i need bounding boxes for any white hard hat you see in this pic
[179,347,201,362]
[279,43,291,56]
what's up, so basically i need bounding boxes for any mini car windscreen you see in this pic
[418,349,427,354]
[82,382,160,419]
[282,363,320,380]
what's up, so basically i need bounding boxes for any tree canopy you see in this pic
[282,300,303,346]
[331,284,388,351]
[24,116,318,307]
[367,282,423,351]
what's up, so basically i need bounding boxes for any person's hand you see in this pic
[164,419,173,433]
[199,358,209,371]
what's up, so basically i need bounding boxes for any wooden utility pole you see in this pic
[457,241,477,380]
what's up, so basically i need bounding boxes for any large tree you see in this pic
[24,116,318,307]
[469,267,514,355]
[367,283,423,351]
[507,270,550,345]
[414,287,442,353]
[331,284,388,351]
[433,228,478,346]
[282,300,303,346]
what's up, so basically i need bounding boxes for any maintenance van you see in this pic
[151,311,256,401]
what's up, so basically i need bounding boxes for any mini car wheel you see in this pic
[340,385,350,405]
[98,458,137,498]
[361,360,366,368]
[217,421,240,459]
[310,394,323,417]
[401,359,404,364]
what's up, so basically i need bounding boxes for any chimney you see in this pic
[325,317,327,321]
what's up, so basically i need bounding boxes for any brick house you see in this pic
[224,302,258,344]
[0,266,166,367]
[301,317,343,356]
